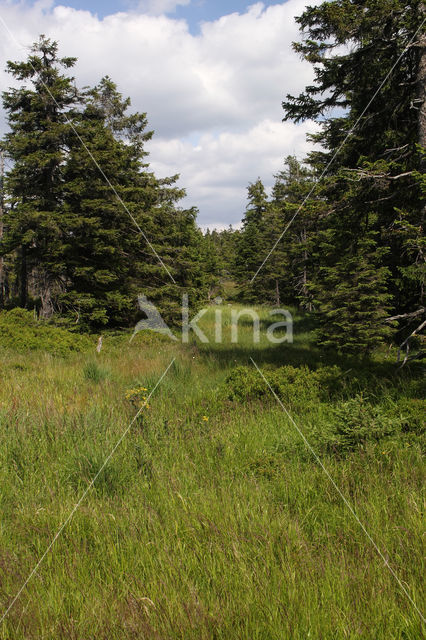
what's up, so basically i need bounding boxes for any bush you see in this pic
[320,395,403,453]
[396,398,425,436]
[225,366,270,402]
[0,308,91,356]
[83,361,109,384]
[225,364,344,407]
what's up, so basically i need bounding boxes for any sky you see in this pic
[0,0,320,228]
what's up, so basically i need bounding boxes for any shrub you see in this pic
[323,395,402,453]
[225,366,269,402]
[0,308,91,356]
[225,364,344,407]
[396,398,425,436]
[83,361,109,384]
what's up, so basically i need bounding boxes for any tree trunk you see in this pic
[417,8,426,303]
[39,272,54,319]
[417,5,426,154]
[0,152,4,308]
[275,279,280,307]
[19,245,28,308]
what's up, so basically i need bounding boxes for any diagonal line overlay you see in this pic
[0,357,176,625]
[251,17,426,283]
[0,15,176,284]
[250,357,425,624]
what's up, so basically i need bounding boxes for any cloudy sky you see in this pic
[0,0,320,228]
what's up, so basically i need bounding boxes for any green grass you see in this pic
[0,306,424,638]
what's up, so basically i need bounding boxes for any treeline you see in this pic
[0,37,209,328]
[207,0,425,356]
[0,0,425,358]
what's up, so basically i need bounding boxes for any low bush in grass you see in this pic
[394,397,425,436]
[320,395,403,453]
[83,360,109,384]
[0,308,92,356]
[225,364,424,455]
[225,364,343,407]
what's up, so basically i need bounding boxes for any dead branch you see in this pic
[344,168,414,182]
[397,318,426,368]
[385,308,425,322]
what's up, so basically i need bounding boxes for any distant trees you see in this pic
[1,36,206,328]
[1,1,425,360]
[234,157,319,309]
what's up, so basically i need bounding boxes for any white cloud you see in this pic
[0,0,321,226]
[149,118,319,228]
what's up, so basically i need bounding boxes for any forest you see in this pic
[0,0,424,638]
[0,1,425,358]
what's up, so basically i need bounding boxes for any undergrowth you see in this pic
[0,305,423,639]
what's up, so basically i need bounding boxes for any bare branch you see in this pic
[384,308,425,322]
[397,319,426,368]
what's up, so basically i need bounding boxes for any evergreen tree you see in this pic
[210,225,239,281]
[1,35,80,315]
[201,229,222,300]
[1,39,207,328]
[267,156,318,308]
[62,77,206,327]
[313,231,394,354]
[235,179,270,302]
[282,0,426,353]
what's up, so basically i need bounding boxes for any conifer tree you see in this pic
[1,39,207,328]
[63,77,206,327]
[282,0,426,353]
[201,229,222,300]
[235,179,269,302]
[1,35,80,315]
[267,156,318,309]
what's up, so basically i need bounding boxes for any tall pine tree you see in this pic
[282,0,425,353]
[1,38,207,328]
[1,35,80,315]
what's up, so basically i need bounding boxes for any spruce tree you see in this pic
[282,0,426,353]
[63,77,206,327]
[267,156,318,309]
[1,35,80,315]
[1,40,207,328]
[235,179,270,303]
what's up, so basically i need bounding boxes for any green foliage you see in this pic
[1,36,80,314]
[83,360,109,384]
[226,364,345,406]
[0,308,91,355]
[396,397,426,436]
[1,38,207,329]
[280,0,426,353]
[0,305,423,637]
[313,232,394,353]
[234,179,269,302]
[64,452,133,497]
[325,396,403,453]
[225,365,270,401]
[233,157,323,309]
[225,361,424,455]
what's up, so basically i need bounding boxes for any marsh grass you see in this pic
[0,306,424,638]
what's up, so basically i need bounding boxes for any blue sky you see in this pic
[47,1,285,34]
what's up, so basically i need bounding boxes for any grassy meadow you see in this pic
[0,305,424,638]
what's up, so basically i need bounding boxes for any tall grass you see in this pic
[0,306,423,638]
